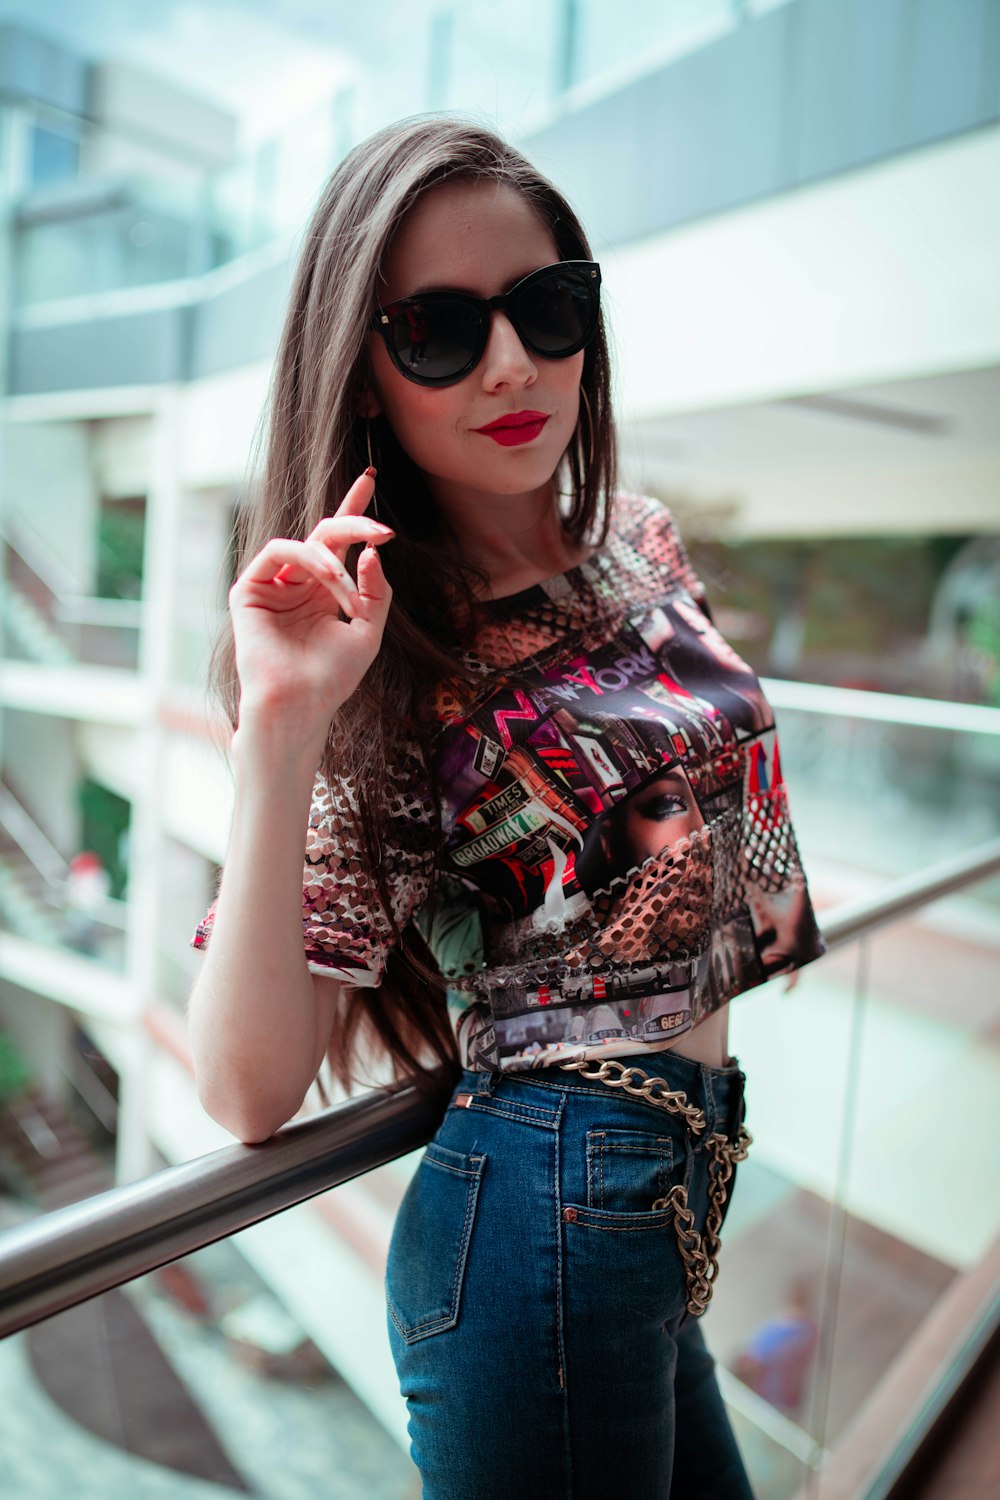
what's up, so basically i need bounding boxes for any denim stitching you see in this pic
[457,1098,560,1131]
[554,1109,573,1498]
[564,1215,677,1233]
[422,1154,484,1178]
[387,1152,486,1342]
[585,1131,598,1210]
[478,1093,561,1119]
[586,1132,675,1209]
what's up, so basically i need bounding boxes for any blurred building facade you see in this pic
[1,3,998,1493]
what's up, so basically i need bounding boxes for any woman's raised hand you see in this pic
[227,469,395,751]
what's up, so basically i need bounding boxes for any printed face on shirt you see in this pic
[602,765,704,871]
[747,880,815,975]
[366,179,585,514]
[574,763,705,899]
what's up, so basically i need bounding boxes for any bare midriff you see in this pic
[661,1004,731,1070]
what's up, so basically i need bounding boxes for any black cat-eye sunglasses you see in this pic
[370,259,601,387]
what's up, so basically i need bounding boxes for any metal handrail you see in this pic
[0,1079,447,1338]
[760,676,1000,737]
[814,835,1000,951]
[1,835,999,1340]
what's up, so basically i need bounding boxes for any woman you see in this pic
[187,117,826,1499]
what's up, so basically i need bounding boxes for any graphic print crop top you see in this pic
[192,493,827,1074]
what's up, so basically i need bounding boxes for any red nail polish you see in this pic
[364,465,377,478]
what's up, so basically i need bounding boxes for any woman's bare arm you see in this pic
[186,723,340,1142]
[186,469,393,1142]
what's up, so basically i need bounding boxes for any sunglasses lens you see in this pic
[387,298,482,382]
[515,268,598,356]
[380,264,600,384]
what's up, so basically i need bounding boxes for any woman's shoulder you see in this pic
[607,490,682,546]
[602,490,707,609]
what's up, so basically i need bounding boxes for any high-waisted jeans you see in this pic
[384,1049,756,1499]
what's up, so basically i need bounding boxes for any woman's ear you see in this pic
[355,387,382,420]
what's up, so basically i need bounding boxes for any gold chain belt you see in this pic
[558,1057,753,1318]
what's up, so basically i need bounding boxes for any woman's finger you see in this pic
[300,539,360,600]
[307,514,396,570]
[235,537,317,587]
[330,466,378,520]
[349,540,393,630]
[233,537,359,617]
[304,467,395,557]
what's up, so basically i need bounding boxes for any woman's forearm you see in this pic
[186,720,333,1141]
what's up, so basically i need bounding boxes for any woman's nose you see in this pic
[480,309,537,390]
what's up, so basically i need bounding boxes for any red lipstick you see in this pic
[473,410,550,447]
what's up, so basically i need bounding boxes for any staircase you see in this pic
[0,847,58,942]
[0,1082,115,1210]
[0,786,127,967]
[1,582,76,666]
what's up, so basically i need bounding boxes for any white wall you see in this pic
[178,362,270,489]
[0,982,73,1099]
[606,124,1000,423]
[87,61,237,182]
[4,710,79,854]
[620,365,1000,538]
[92,415,153,499]
[2,422,96,590]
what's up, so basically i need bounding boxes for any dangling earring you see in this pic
[579,386,596,471]
[365,416,380,523]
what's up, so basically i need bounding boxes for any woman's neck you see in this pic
[431,478,590,598]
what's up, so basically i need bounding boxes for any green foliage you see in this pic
[0,1030,33,1101]
[690,532,977,695]
[96,500,146,600]
[78,778,131,900]
[968,596,1000,708]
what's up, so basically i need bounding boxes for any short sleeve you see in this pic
[616,491,714,622]
[189,741,438,989]
[657,502,714,623]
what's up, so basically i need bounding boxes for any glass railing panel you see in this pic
[711,951,856,1497]
[1,1232,422,1498]
[770,706,1000,920]
[4,845,997,1499]
[811,910,1000,1485]
[719,870,1000,1498]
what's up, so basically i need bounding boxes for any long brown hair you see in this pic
[207,115,618,1099]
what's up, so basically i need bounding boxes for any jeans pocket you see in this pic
[385,1141,487,1345]
[585,1126,684,1216]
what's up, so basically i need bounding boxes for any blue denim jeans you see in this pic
[385,1050,755,1499]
